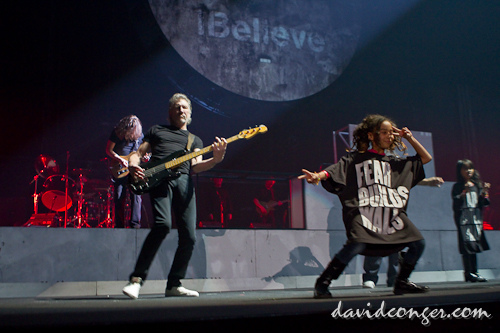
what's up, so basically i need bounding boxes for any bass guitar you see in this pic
[129,125,268,195]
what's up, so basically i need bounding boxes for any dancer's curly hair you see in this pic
[352,114,406,153]
[115,115,142,141]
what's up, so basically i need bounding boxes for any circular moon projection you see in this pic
[148,0,360,102]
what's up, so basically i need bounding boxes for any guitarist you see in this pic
[105,115,144,228]
[122,93,227,299]
[253,180,288,228]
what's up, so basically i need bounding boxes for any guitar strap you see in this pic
[186,133,195,152]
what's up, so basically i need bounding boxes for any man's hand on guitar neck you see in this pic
[212,137,227,163]
[191,137,228,174]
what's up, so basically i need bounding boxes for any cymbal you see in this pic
[35,154,59,178]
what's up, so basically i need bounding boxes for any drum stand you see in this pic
[74,173,91,228]
[31,174,41,214]
[24,174,55,227]
[64,151,70,227]
[25,154,60,227]
[97,184,114,228]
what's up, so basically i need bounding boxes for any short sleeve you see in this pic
[321,156,349,194]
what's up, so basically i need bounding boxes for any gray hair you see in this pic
[168,93,192,124]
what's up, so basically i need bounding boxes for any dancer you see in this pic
[122,93,227,299]
[452,159,490,282]
[299,114,432,298]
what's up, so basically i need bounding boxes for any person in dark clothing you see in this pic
[206,177,233,228]
[253,180,288,228]
[452,159,490,283]
[106,115,144,228]
[122,93,227,299]
[299,114,432,298]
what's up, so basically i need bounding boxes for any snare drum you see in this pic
[42,175,75,211]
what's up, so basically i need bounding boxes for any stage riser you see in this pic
[2,181,498,286]
[0,227,499,285]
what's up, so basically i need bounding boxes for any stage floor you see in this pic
[1,280,500,332]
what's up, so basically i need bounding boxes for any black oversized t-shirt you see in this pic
[322,151,425,246]
[143,125,203,175]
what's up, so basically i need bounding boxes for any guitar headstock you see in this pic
[238,125,268,139]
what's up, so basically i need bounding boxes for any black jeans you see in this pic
[130,174,197,289]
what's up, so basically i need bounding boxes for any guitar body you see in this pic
[109,153,133,179]
[128,150,185,195]
[109,152,151,179]
[255,200,289,217]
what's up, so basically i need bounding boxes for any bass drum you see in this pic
[84,199,105,227]
[42,175,75,212]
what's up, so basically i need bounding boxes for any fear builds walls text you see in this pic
[356,160,408,235]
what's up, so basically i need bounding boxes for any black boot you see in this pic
[393,261,429,295]
[465,273,488,282]
[314,257,346,299]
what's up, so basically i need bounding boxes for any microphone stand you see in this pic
[64,151,70,228]
[31,174,40,215]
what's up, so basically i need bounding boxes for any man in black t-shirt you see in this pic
[122,93,227,299]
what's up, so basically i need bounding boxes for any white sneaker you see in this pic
[363,281,376,289]
[165,286,199,297]
[122,277,142,299]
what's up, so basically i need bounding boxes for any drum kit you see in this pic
[27,154,115,228]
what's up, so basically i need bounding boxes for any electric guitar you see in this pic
[129,125,268,195]
[109,153,151,179]
[255,200,289,217]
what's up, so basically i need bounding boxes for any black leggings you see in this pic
[335,239,426,267]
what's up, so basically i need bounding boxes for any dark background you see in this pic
[2,0,499,227]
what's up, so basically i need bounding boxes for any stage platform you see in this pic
[1,280,499,332]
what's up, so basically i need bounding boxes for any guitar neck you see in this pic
[146,134,241,176]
